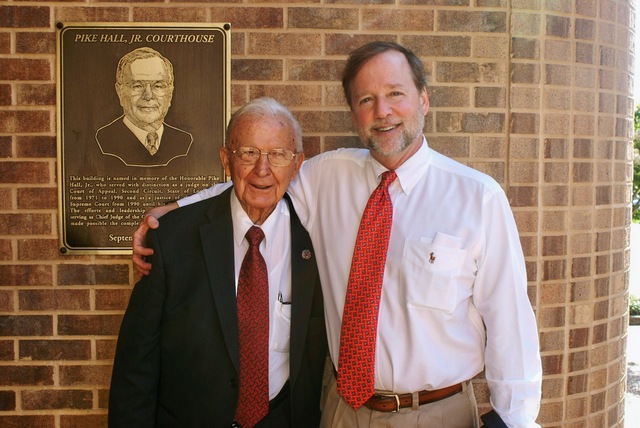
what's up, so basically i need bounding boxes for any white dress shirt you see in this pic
[229,192,292,400]
[179,139,542,427]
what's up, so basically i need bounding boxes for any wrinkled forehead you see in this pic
[126,57,169,82]
[230,115,297,150]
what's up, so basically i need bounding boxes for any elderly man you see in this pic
[96,46,192,167]
[109,97,327,427]
[133,42,542,427]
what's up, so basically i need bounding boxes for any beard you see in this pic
[358,106,425,158]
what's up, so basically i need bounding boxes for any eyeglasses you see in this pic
[126,80,171,96]
[227,146,297,167]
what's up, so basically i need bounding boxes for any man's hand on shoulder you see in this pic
[132,202,179,276]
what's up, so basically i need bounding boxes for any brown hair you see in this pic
[341,41,427,108]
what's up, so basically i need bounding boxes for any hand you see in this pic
[132,203,179,276]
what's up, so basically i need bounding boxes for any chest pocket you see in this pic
[403,233,468,314]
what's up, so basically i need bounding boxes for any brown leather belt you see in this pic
[364,383,463,412]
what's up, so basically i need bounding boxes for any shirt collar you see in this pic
[123,116,165,145]
[230,190,287,249]
[369,136,431,195]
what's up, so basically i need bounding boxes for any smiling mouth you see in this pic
[373,123,399,132]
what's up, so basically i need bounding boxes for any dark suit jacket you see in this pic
[96,116,193,167]
[108,189,327,427]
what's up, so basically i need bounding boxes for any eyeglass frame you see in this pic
[124,80,172,96]
[226,146,299,167]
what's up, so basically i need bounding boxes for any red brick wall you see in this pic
[0,1,636,426]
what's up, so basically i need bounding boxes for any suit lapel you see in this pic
[200,188,240,372]
[285,193,317,387]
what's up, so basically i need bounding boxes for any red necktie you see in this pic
[337,170,397,410]
[234,226,269,428]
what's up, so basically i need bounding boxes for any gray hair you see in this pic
[226,97,303,152]
[115,47,174,86]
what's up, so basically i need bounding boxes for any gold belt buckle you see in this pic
[376,392,401,412]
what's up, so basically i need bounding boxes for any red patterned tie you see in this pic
[234,226,269,428]
[337,170,397,410]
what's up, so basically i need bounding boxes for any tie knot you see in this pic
[245,226,265,247]
[379,170,397,189]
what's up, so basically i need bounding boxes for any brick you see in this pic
[406,35,470,57]
[232,59,282,81]
[539,330,564,352]
[542,259,566,281]
[0,111,50,133]
[248,33,321,56]
[573,139,593,159]
[0,213,51,235]
[546,64,571,86]
[569,327,589,348]
[295,110,351,134]
[0,340,15,361]
[325,34,396,55]
[362,9,434,31]
[0,59,50,81]
[540,306,565,328]
[0,365,53,385]
[428,86,470,108]
[57,264,129,286]
[133,7,209,22]
[55,7,128,22]
[17,188,57,210]
[210,7,283,29]
[16,31,55,54]
[474,35,509,59]
[0,6,50,28]
[510,113,539,134]
[571,257,591,278]
[60,414,108,428]
[544,162,569,183]
[19,340,91,361]
[289,7,359,30]
[57,315,122,336]
[302,137,321,158]
[0,265,52,286]
[438,11,506,33]
[0,316,53,336]
[18,289,90,311]
[96,339,117,361]
[428,136,470,159]
[511,12,540,36]
[541,354,563,375]
[15,83,56,106]
[542,211,566,231]
[540,283,566,305]
[507,186,537,207]
[249,85,322,107]
[509,161,538,183]
[436,62,480,83]
[475,87,505,108]
[0,390,15,411]
[546,15,570,38]
[575,42,594,64]
[60,365,112,387]
[511,38,539,59]
[16,135,57,158]
[21,389,92,410]
[18,239,65,261]
[511,63,540,84]
[0,291,13,312]
[0,416,54,428]
[510,87,540,109]
[542,235,567,257]
[95,288,131,311]
[0,84,10,106]
[0,32,10,53]
[290,59,345,83]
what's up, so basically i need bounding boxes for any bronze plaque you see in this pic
[56,22,230,254]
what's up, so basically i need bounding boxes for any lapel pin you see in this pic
[301,249,311,260]
[429,252,436,264]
